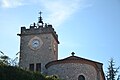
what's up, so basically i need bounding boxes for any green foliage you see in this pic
[106,58,120,80]
[0,51,61,80]
[0,65,45,80]
[0,55,10,65]
[0,65,61,80]
[117,75,120,80]
[45,75,60,80]
[0,51,18,66]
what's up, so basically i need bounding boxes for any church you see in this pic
[17,12,105,80]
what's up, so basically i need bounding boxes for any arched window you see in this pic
[78,75,85,80]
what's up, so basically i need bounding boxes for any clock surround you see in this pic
[28,36,43,50]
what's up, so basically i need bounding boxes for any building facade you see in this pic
[18,13,105,80]
[46,53,105,80]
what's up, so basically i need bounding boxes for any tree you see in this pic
[0,55,10,65]
[117,75,120,80]
[0,51,10,65]
[106,58,119,80]
[0,50,18,66]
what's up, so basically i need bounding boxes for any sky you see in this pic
[0,0,120,77]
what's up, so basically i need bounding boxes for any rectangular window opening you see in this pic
[29,64,34,71]
[36,63,41,72]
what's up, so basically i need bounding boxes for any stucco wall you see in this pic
[47,63,97,80]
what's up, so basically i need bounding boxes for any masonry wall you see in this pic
[47,63,97,80]
[18,25,59,74]
[19,34,57,73]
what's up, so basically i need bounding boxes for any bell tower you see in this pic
[18,12,59,73]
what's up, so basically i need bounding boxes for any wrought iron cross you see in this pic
[39,11,42,17]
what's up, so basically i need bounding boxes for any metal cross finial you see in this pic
[38,11,44,26]
[39,11,42,17]
[71,52,75,56]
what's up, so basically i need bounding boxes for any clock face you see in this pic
[28,36,43,50]
[32,39,40,48]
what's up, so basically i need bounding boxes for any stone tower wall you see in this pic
[18,25,59,73]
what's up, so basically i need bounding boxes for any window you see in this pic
[29,64,34,71]
[36,63,41,72]
[78,75,85,80]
